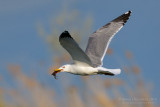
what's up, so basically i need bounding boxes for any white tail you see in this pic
[97,67,121,76]
[109,69,121,75]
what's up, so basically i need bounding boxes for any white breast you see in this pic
[69,65,98,75]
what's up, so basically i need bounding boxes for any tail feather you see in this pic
[97,67,121,76]
[109,69,121,75]
[97,71,115,76]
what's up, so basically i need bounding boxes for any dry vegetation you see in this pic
[0,53,157,107]
[0,6,158,107]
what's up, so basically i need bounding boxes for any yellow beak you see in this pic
[52,69,62,79]
[54,69,61,72]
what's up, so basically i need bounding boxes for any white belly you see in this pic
[69,65,98,75]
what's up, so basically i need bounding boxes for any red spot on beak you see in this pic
[52,69,61,79]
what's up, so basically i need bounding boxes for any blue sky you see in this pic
[0,0,160,103]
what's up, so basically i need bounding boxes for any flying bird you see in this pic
[52,11,132,79]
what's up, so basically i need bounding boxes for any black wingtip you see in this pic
[63,30,69,34]
[129,10,132,13]
[59,30,73,40]
[113,10,132,25]
[125,10,132,16]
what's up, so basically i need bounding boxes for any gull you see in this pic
[52,11,131,79]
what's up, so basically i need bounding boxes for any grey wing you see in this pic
[85,11,132,67]
[59,31,92,66]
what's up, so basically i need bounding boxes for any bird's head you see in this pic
[52,64,70,79]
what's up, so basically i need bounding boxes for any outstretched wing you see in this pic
[59,31,92,66]
[85,11,132,67]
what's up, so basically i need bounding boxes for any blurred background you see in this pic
[0,0,160,107]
